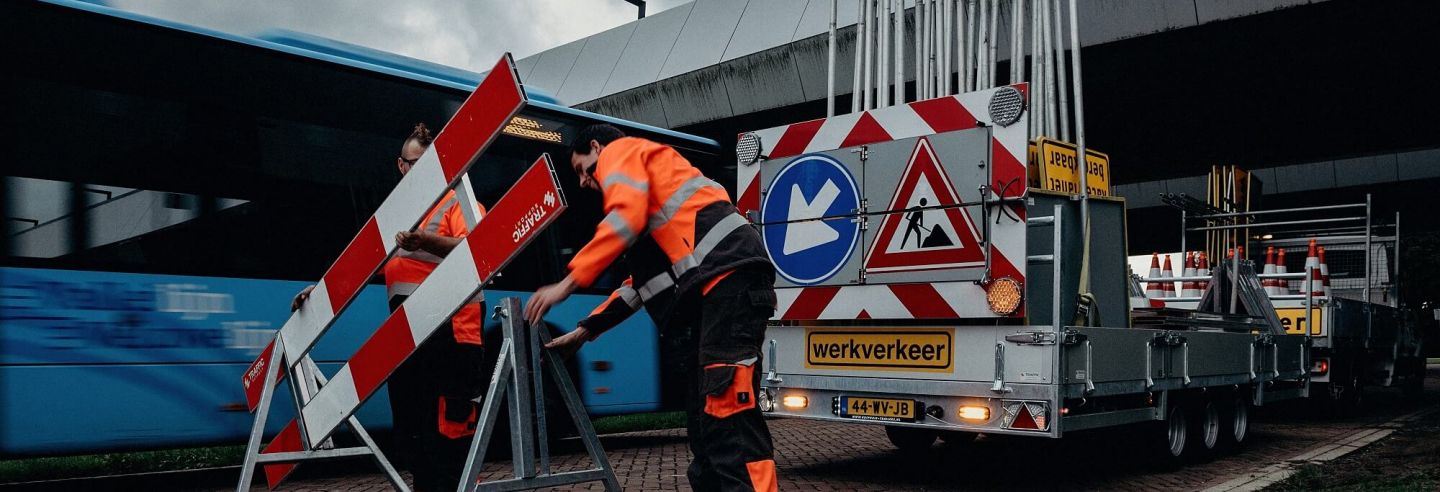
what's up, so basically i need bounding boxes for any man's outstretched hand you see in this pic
[290,285,316,312]
[544,326,591,359]
[524,275,578,325]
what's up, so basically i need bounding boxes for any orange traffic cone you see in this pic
[1318,246,1331,297]
[1146,253,1163,298]
[1276,248,1289,293]
[1161,254,1176,298]
[1304,239,1323,296]
[1262,247,1278,295]
[1181,252,1200,297]
[1197,252,1211,292]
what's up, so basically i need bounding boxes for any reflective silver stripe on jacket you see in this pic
[616,284,642,310]
[635,212,750,302]
[602,173,649,193]
[394,248,445,263]
[646,176,723,232]
[603,212,640,246]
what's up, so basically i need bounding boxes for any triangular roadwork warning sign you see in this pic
[865,137,985,273]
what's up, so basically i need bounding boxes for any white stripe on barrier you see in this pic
[301,365,359,443]
[869,100,934,138]
[401,243,481,347]
[805,112,863,154]
[772,288,803,321]
[374,150,449,253]
[820,285,907,318]
[281,281,336,364]
[933,281,993,315]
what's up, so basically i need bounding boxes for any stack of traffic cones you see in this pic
[1181,252,1201,297]
[1146,253,1163,298]
[1161,254,1176,298]
[1262,247,1279,295]
[1304,239,1323,296]
[1276,248,1289,293]
[1318,246,1331,297]
[1196,252,1211,292]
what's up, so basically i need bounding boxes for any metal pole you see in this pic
[887,0,898,105]
[988,0,1000,88]
[878,0,889,108]
[919,0,929,99]
[1068,0,1091,298]
[1029,0,1040,137]
[957,0,968,94]
[1010,0,1023,85]
[1040,0,1056,136]
[827,0,837,116]
[1051,0,1070,141]
[975,0,986,90]
[1191,202,1367,220]
[861,0,872,110]
[1364,193,1372,303]
[853,0,864,113]
[942,0,952,96]
[1180,209,1187,257]
[1395,211,1401,305]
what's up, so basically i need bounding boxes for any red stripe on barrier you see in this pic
[468,155,567,281]
[243,339,286,412]
[434,56,525,182]
[840,112,892,149]
[888,283,959,318]
[910,96,977,134]
[261,420,301,489]
[991,138,1027,198]
[768,119,825,159]
[321,217,384,313]
[738,179,760,220]
[348,307,416,401]
[782,286,841,320]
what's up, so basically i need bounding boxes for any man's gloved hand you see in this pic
[395,230,427,251]
[544,326,591,359]
[291,285,316,312]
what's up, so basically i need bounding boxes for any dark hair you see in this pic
[569,124,625,154]
[407,123,434,147]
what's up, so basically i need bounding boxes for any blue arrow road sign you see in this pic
[760,154,860,285]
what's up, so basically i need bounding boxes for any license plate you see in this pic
[838,396,921,422]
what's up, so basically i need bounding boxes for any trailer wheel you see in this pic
[1218,393,1250,453]
[1183,397,1221,462]
[1145,402,1187,469]
[885,426,937,452]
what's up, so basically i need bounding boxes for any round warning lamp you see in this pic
[736,132,763,166]
[988,86,1026,127]
[985,277,1024,316]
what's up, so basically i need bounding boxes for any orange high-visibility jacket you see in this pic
[569,137,770,335]
[382,190,485,345]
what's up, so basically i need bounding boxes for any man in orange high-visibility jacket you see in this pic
[525,124,779,492]
[292,123,485,492]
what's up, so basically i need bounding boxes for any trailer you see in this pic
[734,85,1312,464]
[1149,192,1426,410]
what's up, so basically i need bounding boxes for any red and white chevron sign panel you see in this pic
[262,155,567,488]
[240,54,526,412]
[739,85,1029,320]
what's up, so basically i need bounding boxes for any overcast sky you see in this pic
[106,0,692,73]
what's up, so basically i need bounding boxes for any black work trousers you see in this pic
[673,267,779,492]
[387,295,486,492]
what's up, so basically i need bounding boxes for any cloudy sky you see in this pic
[106,0,692,72]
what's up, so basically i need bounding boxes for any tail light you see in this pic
[1311,358,1330,376]
[985,277,1024,316]
[1002,401,1050,431]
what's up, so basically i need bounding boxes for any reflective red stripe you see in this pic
[433,56,524,182]
[910,96,977,133]
[348,307,416,401]
[839,112,893,148]
[768,119,824,159]
[261,420,301,488]
[991,138,1026,197]
[888,283,959,318]
[321,217,384,314]
[783,286,841,319]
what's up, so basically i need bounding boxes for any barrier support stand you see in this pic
[236,337,408,491]
[458,297,620,492]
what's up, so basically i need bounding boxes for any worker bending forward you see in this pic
[526,124,778,492]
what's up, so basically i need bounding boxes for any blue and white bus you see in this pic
[1,0,722,457]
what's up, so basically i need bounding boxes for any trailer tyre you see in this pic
[1145,402,1187,470]
[1218,393,1250,453]
[885,426,938,452]
[1184,397,1221,463]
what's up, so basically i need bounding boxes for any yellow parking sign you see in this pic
[1033,137,1111,197]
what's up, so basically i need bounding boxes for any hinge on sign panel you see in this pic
[1004,331,1057,345]
[850,145,869,161]
[1062,329,1087,346]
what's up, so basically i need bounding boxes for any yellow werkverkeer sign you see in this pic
[1276,307,1323,336]
[805,329,953,372]
[1033,137,1111,197]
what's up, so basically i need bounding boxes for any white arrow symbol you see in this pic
[783,179,841,255]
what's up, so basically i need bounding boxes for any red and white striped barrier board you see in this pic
[241,55,526,412]
[261,155,567,487]
[738,85,1030,320]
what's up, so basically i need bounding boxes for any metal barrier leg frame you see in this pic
[457,297,620,492]
[236,335,409,491]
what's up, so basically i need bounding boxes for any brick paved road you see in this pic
[230,367,1437,491]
